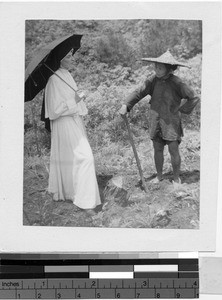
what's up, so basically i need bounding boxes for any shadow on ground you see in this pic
[96,174,113,212]
[135,169,200,190]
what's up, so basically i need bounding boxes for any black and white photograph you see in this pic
[24,19,201,229]
[0,1,220,252]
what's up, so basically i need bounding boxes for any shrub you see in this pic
[24,20,201,158]
[96,30,136,67]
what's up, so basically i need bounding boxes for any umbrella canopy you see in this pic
[25,34,83,102]
[141,50,190,68]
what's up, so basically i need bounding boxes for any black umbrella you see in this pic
[25,34,83,102]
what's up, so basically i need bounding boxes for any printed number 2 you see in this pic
[91,281,96,287]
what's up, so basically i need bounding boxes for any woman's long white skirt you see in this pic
[48,115,101,209]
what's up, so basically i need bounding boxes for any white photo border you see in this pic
[0,1,221,252]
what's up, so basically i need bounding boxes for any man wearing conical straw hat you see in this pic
[119,50,200,188]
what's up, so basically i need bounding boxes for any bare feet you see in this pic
[150,176,163,184]
[172,178,182,190]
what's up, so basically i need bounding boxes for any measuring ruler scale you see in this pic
[0,258,199,299]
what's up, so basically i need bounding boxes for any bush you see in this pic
[24,20,201,158]
[139,20,202,59]
[24,97,51,156]
[96,30,136,67]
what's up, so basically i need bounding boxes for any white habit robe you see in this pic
[45,67,101,209]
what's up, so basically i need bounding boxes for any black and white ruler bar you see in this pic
[0,259,199,298]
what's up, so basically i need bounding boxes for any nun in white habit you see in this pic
[45,50,101,211]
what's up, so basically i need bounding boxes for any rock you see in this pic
[151,209,171,228]
[190,220,199,228]
[103,176,129,206]
[156,209,169,217]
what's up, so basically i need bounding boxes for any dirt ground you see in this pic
[23,163,199,229]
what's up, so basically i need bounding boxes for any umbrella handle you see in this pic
[43,64,82,104]
[121,114,148,193]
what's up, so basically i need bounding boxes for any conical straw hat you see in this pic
[141,50,190,68]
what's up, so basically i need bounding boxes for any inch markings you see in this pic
[0,278,199,299]
[0,259,199,298]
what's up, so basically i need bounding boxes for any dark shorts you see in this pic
[152,132,181,146]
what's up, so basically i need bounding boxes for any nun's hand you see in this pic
[76,91,86,103]
[119,104,127,115]
[78,91,86,101]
